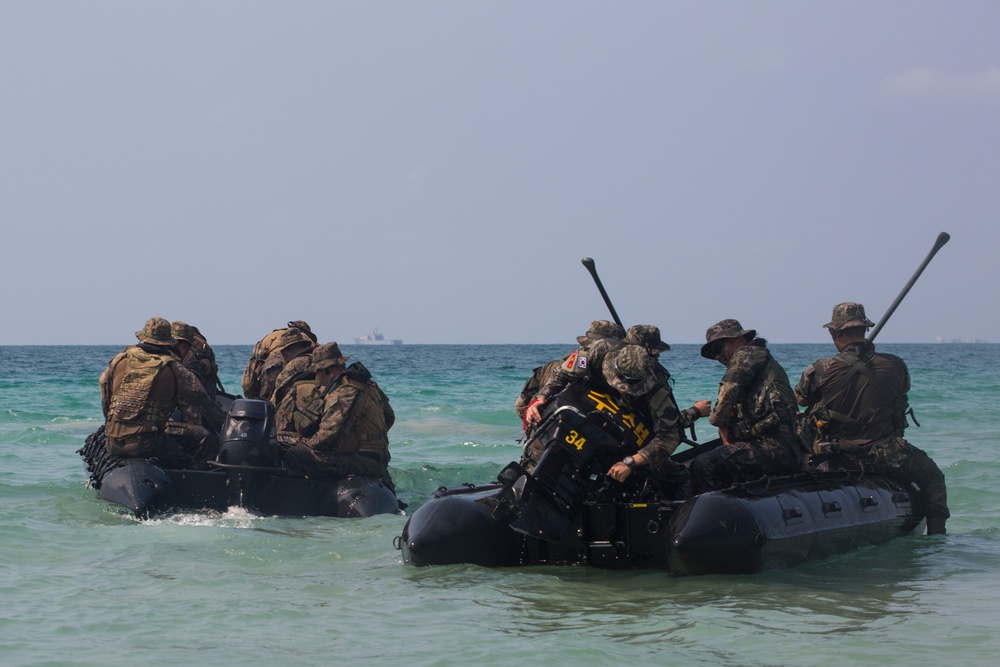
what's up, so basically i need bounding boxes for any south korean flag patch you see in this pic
[577,355,588,369]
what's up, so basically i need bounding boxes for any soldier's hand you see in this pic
[524,397,546,426]
[693,400,712,417]
[607,462,632,482]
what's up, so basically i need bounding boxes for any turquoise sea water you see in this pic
[1,343,998,666]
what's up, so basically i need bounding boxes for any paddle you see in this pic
[581,257,624,330]
[868,232,950,342]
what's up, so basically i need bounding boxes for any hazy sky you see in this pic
[2,2,997,345]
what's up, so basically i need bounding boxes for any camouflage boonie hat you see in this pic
[602,344,657,396]
[312,342,350,369]
[135,317,177,346]
[626,324,670,352]
[288,320,318,343]
[700,319,756,359]
[274,328,313,352]
[823,302,876,331]
[170,321,196,344]
[576,320,626,345]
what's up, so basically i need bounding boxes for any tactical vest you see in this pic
[806,345,907,447]
[278,379,323,437]
[107,346,177,434]
[731,349,798,440]
[338,374,391,460]
[242,328,287,398]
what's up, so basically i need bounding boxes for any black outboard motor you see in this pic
[495,387,632,542]
[217,399,278,467]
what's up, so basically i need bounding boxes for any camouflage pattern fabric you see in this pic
[823,302,875,331]
[795,340,948,521]
[691,338,801,493]
[625,324,670,352]
[105,430,197,469]
[271,351,315,406]
[708,339,798,439]
[688,433,800,495]
[536,337,624,400]
[278,367,394,481]
[794,340,908,446]
[514,356,569,419]
[242,322,316,399]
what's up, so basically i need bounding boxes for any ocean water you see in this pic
[1,343,998,666]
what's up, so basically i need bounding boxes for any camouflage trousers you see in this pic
[283,446,389,484]
[844,436,949,520]
[106,431,197,469]
[165,421,219,464]
[689,434,801,495]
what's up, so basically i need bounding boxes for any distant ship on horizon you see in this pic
[354,328,403,345]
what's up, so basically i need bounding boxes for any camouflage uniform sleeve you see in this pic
[794,361,822,407]
[377,382,395,430]
[302,382,363,453]
[709,346,763,429]
[173,362,226,431]
[636,387,683,462]
[99,355,119,418]
[677,406,702,430]
[241,342,265,398]
[536,356,578,400]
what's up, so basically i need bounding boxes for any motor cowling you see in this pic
[217,399,278,467]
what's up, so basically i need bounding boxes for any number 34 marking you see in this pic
[565,430,587,450]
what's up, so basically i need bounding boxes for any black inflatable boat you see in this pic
[79,397,401,519]
[397,385,923,575]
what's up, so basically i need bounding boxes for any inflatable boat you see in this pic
[79,397,401,519]
[397,385,924,575]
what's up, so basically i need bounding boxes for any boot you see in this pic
[926,517,947,535]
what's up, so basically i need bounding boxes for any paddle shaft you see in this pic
[581,257,624,330]
[868,232,950,342]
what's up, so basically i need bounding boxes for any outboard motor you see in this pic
[217,399,278,467]
[495,387,632,542]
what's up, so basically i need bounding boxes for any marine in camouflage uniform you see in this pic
[276,343,395,485]
[99,318,226,468]
[523,320,626,426]
[269,331,318,406]
[795,302,949,534]
[242,320,317,399]
[524,344,691,499]
[514,355,570,421]
[164,321,226,461]
[170,322,213,394]
[688,319,802,495]
[625,324,709,431]
[190,325,221,398]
